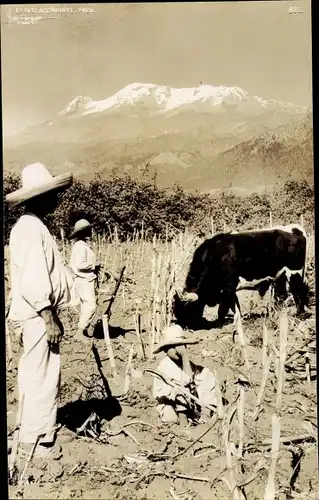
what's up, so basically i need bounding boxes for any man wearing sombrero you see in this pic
[152,324,218,427]
[6,163,78,458]
[69,219,100,339]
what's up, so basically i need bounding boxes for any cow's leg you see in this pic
[218,278,239,323]
[289,273,309,315]
[234,294,241,315]
[178,299,205,329]
[190,300,206,327]
[273,273,288,308]
[257,279,272,298]
[218,291,238,322]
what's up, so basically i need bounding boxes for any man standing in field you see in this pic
[6,163,78,458]
[69,219,100,340]
[152,324,218,427]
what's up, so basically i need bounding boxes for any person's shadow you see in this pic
[184,316,234,331]
[92,319,135,340]
[57,343,122,432]
[57,397,122,433]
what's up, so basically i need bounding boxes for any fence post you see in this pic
[211,217,214,237]
[269,211,273,228]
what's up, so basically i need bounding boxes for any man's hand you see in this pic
[39,308,64,345]
[175,344,193,378]
[175,345,187,357]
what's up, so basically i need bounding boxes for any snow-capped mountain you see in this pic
[3,82,312,194]
[57,82,308,119]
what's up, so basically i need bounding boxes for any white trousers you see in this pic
[18,316,60,444]
[74,277,97,330]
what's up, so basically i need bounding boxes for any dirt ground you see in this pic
[6,246,318,500]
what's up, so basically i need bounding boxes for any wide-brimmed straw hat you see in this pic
[153,324,199,354]
[5,163,73,207]
[69,219,93,239]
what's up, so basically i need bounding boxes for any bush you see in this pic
[3,172,23,241]
[3,173,314,243]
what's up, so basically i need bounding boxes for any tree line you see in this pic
[3,172,314,243]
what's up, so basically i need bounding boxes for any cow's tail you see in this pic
[290,224,307,284]
[301,232,311,310]
[302,244,307,284]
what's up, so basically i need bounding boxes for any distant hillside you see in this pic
[184,113,313,192]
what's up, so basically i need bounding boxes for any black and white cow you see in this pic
[173,225,309,328]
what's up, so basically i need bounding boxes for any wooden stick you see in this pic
[149,254,156,358]
[102,315,118,379]
[235,306,251,381]
[6,321,13,372]
[305,352,311,385]
[237,384,245,458]
[223,405,245,500]
[252,323,270,421]
[149,254,162,358]
[264,310,288,500]
[212,366,244,500]
[154,253,162,344]
[245,433,315,451]
[286,338,316,362]
[105,265,126,319]
[141,471,213,484]
[18,435,40,483]
[104,420,157,437]
[123,428,139,445]
[211,217,215,237]
[134,311,146,360]
[123,344,135,395]
[9,393,25,481]
[172,416,219,460]
[5,293,13,371]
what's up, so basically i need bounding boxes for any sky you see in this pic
[1,1,313,136]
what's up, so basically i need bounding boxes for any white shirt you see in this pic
[153,356,217,409]
[8,214,78,323]
[69,239,96,282]
[153,356,192,402]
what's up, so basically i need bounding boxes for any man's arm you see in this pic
[175,345,193,378]
[153,375,179,403]
[20,229,52,311]
[20,228,62,345]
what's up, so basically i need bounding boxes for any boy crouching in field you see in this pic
[152,325,218,427]
[69,219,100,339]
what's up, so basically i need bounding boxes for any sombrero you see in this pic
[69,219,93,239]
[5,163,73,207]
[153,324,199,354]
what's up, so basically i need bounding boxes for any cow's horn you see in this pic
[182,292,199,302]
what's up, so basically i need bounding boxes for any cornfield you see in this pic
[5,224,317,500]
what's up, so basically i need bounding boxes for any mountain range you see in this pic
[3,83,313,194]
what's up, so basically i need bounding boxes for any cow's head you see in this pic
[172,289,204,329]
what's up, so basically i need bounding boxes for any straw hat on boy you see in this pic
[69,219,93,239]
[153,324,198,354]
